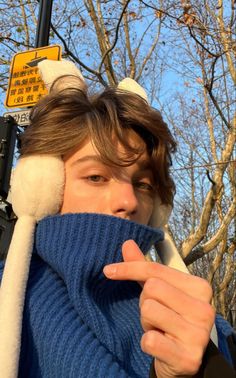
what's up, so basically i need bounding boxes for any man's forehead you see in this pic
[71,153,152,170]
[65,134,151,167]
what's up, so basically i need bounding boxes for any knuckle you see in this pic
[188,325,210,349]
[198,327,211,347]
[139,291,144,308]
[198,302,216,328]
[143,277,159,296]
[188,352,203,374]
[140,298,153,318]
[147,262,159,277]
[140,331,156,353]
[140,317,147,331]
[179,351,202,375]
[187,360,202,375]
[198,278,213,301]
[204,303,216,325]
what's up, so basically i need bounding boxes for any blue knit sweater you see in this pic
[13,213,164,377]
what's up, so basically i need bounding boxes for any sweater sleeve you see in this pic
[149,340,236,378]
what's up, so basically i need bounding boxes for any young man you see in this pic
[0,61,234,378]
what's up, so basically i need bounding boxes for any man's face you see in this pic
[61,133,155,225]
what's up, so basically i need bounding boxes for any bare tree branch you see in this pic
[85,0,116,84]
[207,237,227,284]
[19,0,30,47]
[205,82,231,129]
[188,26,221,58]
[182,123,236,258]
[217,0,236,85]
[50,22,108,87]
[184,196,236,265]
[98,0,131,79]
[136,19,162,81]
[122,0,136,78]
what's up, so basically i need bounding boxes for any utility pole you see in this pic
[0,0,54,259]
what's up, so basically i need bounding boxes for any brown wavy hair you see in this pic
[20,86,176,205]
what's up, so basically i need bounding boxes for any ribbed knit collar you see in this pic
[31,213,163,377]
[35,213,163,347]
[35,213,163,283]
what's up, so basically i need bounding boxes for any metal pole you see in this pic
[35,0,53,47]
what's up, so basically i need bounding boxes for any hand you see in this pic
[103,240,215,377]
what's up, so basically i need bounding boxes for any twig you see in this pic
[98,0,131,74]
[50,23,108,87]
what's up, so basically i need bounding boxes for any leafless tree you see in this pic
[0,0,235,322]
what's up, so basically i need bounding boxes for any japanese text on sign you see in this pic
[5,45,61,109]
[4,109,31,127]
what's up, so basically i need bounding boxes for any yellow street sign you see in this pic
[5,45,62,109]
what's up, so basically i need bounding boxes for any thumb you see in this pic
[122,240,146,262]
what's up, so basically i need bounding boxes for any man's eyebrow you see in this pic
[72,155,104,166]
[136,160,152,171]
[72,155,152,171]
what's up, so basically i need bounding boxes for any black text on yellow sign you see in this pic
[5,45,62,109]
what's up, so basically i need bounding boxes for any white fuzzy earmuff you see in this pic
[38,59,87,93]
[118,78,148,103]
[0,156,64,378]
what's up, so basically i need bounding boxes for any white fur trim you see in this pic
[149,197,189,272]
[149,196,172,229]
[148,198,188,271]
[156,227,189,273]
[11,155,64,221]
[0,155,64,377]
[118,78,148,103]
[0,216,35,378]
[210,324,218,347]
[38,59,86,92]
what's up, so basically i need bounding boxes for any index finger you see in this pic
[103,261,212,302]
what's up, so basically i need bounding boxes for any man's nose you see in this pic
[110,181,138,219]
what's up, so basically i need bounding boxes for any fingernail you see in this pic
[103,265,117,277]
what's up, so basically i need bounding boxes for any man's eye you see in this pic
[134,181,154,191]
[87,175,106,183]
